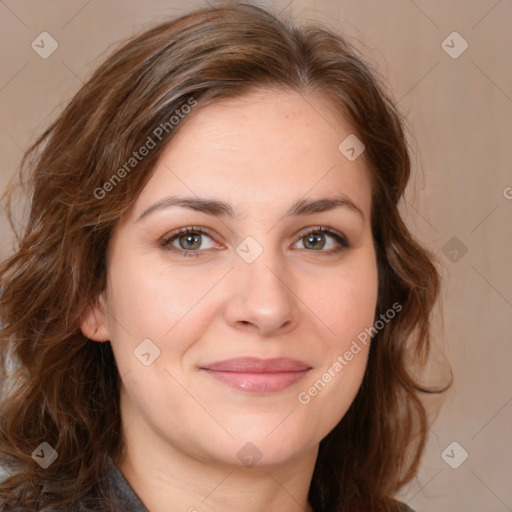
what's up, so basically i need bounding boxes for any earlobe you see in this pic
[79,294,110,342]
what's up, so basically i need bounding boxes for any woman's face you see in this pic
[82,88,378,467]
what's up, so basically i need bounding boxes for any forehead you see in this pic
[128,88,372,221]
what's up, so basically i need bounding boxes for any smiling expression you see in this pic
[81,87,379,467]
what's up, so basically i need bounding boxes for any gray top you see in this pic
[104,456,148,511]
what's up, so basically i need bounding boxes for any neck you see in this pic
[113,415,318,512]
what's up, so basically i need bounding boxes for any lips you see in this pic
[199,357,311,393]
[200,357,311,373]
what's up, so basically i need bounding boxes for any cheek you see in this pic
[105,253,221,370]
[107,253,212,332]
[297,259,378,418]
[308,255,379,346]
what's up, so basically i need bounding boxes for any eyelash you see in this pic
[160,225,350,257]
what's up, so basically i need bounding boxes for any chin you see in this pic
[209,430,315,468]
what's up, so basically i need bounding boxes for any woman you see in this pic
[0,3,452,511]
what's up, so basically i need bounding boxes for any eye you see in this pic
[161,226,218,256]
[292,226,350,253]
[161,225,350,257]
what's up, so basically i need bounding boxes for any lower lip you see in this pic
[201,369,310,393]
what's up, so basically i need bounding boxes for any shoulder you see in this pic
[397,502,416,512]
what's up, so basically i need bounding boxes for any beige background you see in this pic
[1,1,511,511]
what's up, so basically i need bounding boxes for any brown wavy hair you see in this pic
[0,2,452,511]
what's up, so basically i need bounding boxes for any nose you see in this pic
[222,246,300,337]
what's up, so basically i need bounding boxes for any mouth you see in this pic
[199,357,312,393]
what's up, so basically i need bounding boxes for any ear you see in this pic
[79,293,110,342]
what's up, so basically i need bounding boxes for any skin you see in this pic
[80,88,379,512]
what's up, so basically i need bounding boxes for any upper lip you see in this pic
[200,357,311,373]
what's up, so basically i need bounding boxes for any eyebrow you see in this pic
[135,194,365,223]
